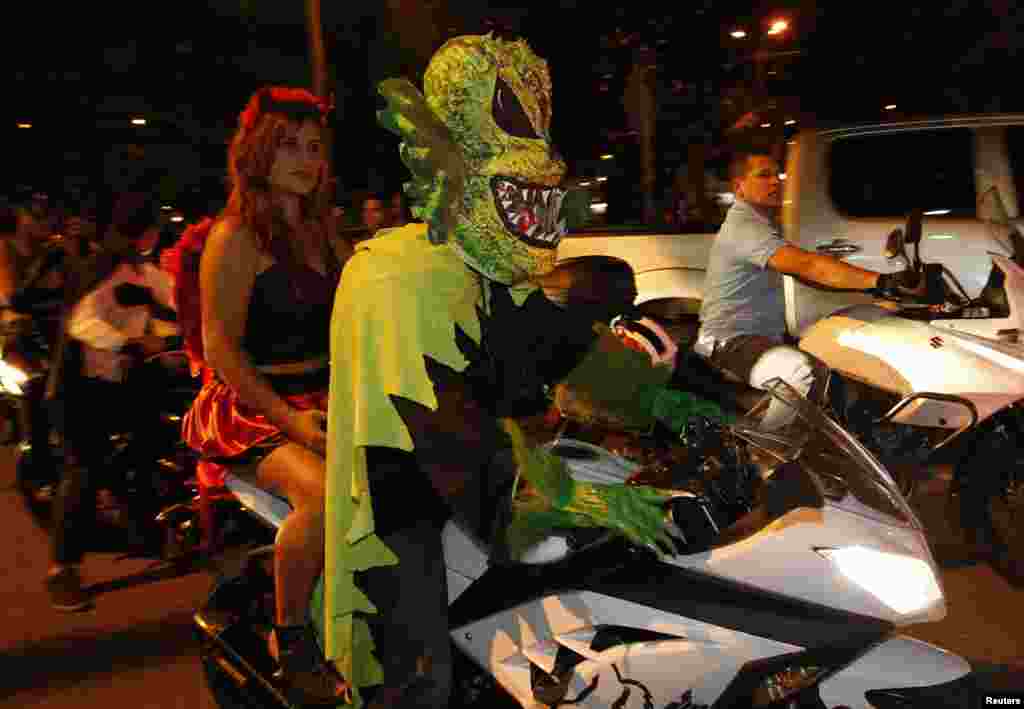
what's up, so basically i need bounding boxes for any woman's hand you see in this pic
[286,408,328,455]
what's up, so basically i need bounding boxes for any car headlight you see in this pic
[816,545,942,615]
[0,360,29,396]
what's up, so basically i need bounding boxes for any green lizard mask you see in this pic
[378,34,569,284]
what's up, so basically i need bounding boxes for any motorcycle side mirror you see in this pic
[884,228,905,260]
[904,208,923,245]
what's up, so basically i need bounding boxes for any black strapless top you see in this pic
[243,262,337,366]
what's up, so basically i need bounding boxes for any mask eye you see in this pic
[492,76,540,140]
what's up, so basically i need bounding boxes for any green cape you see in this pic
[313,223,534,703]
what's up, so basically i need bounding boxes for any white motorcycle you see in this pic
[194,382,979,709]
[799,208,1024,551]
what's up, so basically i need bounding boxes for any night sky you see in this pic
[3,1,1023,215]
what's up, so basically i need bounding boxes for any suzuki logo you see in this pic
[930,336,944,349]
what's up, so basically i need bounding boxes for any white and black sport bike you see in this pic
[195,382,978,708]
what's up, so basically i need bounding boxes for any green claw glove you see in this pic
[649,388,735,434]
[563,479,676,553]
[502,419,675,558]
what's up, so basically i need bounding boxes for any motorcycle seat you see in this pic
[677,348,765,414]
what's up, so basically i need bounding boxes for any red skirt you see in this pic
[183,378,328,488]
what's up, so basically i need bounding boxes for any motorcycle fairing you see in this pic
[801,303,1024,428]
[820,635,972,703]
[449,581,889,708]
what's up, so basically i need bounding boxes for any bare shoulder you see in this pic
[207,216,256,252]
[204,218,269,274]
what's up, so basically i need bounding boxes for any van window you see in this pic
[829,128,976,218]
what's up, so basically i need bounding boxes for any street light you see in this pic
[784,119,796,126]
[131,117,147,125]
[600,153,614,160]
[730,29,747,39]
[17,122,32,129]
[884,104,897,111]
[767,19,789,36]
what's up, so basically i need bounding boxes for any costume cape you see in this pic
[312,223,537,697]
[314,34,727,706]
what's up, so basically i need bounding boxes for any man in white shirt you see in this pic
[67,244,175,383]
[697,148,923,427]
[47,192,178,611]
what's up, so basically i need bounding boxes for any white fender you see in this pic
[800,305,1024,428]
[818,635,971,708]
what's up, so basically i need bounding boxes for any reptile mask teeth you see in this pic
[491,176,567,249]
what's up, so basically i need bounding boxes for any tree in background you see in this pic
[623,45,658,226]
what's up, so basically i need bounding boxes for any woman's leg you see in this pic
[254,443,346,705]
[256,442,326,626]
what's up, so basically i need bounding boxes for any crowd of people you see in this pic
[0,87,420,706]
[0,32,928,709]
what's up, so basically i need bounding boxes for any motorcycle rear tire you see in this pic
[200,647,279,709]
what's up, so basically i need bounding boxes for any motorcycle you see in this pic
[0,262,65,445]
[14,282,204,561]
[798,208,1024,552]
[0,311,50,445]
[195,381,978,708]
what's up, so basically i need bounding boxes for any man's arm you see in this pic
[767,244,881,291]
[141,264,176,311]
[67,284,129,351]
[67,267,163,355]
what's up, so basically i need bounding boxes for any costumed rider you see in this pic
[314,34,728,708]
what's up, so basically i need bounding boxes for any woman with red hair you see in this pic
[168,87,350,705]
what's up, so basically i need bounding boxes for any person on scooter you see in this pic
[696,147,925,427]
[46,191,177,611]
[169,87,350,705]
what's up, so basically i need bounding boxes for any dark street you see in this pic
[0,447,1020,708]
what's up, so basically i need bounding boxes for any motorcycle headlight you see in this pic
[816,545,942,615]
[0,360,29,396]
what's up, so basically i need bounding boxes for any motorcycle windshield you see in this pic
[731,379,922,529]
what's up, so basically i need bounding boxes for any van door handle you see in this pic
[816,239,861,256]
